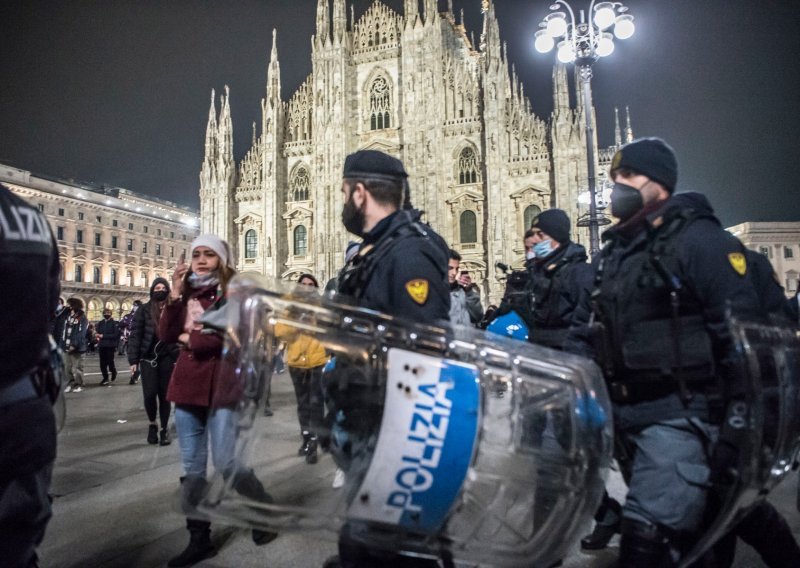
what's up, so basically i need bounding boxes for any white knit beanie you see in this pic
[190,234,234,270]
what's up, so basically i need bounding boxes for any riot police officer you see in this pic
[330,150,449,567]
[336,150,449,323]
[566,138,763,566]
[0,182,61,567]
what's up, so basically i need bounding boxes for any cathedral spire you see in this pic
[218,85,233,164]
[333,0,346,42]
[404,0,419,26]
[423,0,437,25]
[480,0,501,64]
[625,105,633,142]
[267,30,281,105]
[204,89,218,163]
[553,64,570,113]
[316,0,330,45]
[614,107,622,146]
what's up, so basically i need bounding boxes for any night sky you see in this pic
[1,0,798,227]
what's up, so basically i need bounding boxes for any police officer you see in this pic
[336,150,449,323]
[330,150,449,567]
[0,182,61,567]
[566,138,763,566]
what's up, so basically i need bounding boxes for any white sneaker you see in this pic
[64,385,72,393]
[72,387,83,393]
[332,468,345,489]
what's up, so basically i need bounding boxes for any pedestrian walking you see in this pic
[61,298,89,393]
[159,234,275,567]
[95,308,120,385]
[276,273,328,465]
[128,277,178,446]
[0,181,61,567]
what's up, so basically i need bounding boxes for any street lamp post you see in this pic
[535,1,635,256]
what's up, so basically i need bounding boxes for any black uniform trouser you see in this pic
[98,346,117,381]
[140,355,174,429]
[0,394,56,568]
[289,365,324,436]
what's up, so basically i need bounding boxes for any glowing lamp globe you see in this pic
[596,33,615,57]
[614,14,635,39]
[593,3,616,30]
[546,13,568,38]
[535,29,555,53]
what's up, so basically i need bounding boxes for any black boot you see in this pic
[618,519,670,568]
[160,428,171,446]
[298,431,311,456]
[231,469,279,546]
[581,494,621,550]
[306,435,318,465]
[147,424,158,445]
[167,519,216,567]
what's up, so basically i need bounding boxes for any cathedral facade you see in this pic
[199,0,628,302]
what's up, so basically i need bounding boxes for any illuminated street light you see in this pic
[535,0,635,256]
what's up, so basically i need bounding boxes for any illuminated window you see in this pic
[524,205,542,229]
[294,225,307,256]
[457,147,478,185]
[459,210,477,244]
[369,76,391,130]
[245,230,257,259]
[291,167,310,201]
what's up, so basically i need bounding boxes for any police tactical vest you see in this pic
[591,208,718,400]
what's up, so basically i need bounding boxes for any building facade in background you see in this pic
[199,0,630,302]
[728,222,800,297]
[1,164,200,321]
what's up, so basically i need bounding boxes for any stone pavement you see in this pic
[38,353,797,567]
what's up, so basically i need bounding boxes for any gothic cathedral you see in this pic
[198,0,629,302]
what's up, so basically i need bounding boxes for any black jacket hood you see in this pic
[149,277,171,297]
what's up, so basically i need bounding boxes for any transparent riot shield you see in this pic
[194,274,612,567]
[679,315,800,567]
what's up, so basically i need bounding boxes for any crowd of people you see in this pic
[3,140,800,568]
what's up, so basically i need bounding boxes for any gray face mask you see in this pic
[610,182,644,222]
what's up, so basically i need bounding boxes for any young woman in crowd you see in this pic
[128,277,178,446]
[159,234,275,567]
[275,273,328,465]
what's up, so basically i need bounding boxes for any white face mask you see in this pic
[526,251,536,260]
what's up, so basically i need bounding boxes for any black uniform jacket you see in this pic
[565,192,762,426]
[0,183,60,379]
[338,209,450,325]
[527,241,593,349]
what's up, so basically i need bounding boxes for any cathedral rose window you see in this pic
[369,76,391,130]
[291,167,310,201]
[458,147,479,185]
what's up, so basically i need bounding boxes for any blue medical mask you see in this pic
[533,240,554,258]
[526,250,537,261]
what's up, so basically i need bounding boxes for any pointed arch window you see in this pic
[294,225,308,256]
[459,210,477,244]
[369,76,391,130]
[458,147,478,185]
[524,205,542,230]
[291,167,310,201]
[245,229,257,259]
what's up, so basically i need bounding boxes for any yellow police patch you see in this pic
[405,279,429,305]
[728,252,747,276]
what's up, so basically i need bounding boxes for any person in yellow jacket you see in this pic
[275,274,328,464]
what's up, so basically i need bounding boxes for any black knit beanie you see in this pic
[531,209,570,244]
[611,137,678,192]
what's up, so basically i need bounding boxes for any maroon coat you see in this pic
[160,284,241,408]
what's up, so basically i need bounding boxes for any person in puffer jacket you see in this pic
[128,277,179,446]
[275,273,329,465]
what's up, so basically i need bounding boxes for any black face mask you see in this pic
[103,314,112,320]
[342,195,366,237]
[610,182,644,222]
[152,290,169,302]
